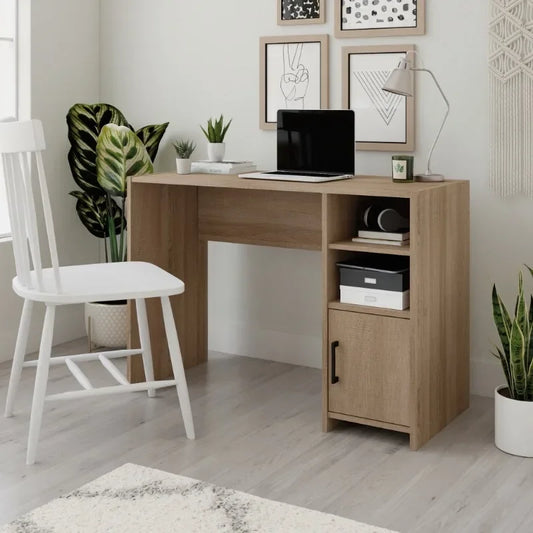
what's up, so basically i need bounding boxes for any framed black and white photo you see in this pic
[260,35,329,130]
[342,44,415,151]
[335,0,425,38]
[278,0,325,25]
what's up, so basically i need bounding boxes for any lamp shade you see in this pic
[383,58,414,97]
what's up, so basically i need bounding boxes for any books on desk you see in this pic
[352,230,410,247]
[191,161,257,174]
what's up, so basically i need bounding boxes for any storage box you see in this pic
[337,254,410,310]
[339,286,410,310]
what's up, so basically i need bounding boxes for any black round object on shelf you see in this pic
[362,205,409,232]
[377,208,408,232]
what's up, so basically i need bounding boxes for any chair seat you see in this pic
[12,261,185,304]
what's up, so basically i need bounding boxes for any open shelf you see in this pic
[328,300,410,319]
[329,240,410,256]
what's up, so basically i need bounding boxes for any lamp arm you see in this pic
[412,68,450,176]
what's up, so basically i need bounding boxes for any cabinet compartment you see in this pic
[328,310,410,427]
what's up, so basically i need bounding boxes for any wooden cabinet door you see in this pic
[328,310,410,426]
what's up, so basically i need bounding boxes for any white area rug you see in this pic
[0,463,398,532]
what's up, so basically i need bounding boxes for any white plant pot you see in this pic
[495,385,533,457]
[207,142,225,162]
[176,158,192,174]
[85,301,128,349]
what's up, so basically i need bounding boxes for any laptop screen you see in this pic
[277,110,355,175]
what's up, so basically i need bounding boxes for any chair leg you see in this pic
[160,296,195,439]
[5,299,34,418]
[135,298,155,398]
[26,305,55,465]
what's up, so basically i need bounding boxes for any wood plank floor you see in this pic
[0,339,528,532]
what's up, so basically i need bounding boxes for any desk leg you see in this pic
[127,183,207,382]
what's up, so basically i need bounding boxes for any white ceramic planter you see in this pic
[207,142,225,162]
[176,158,192,174]
[495,385,533,457]
[85,301,128,349]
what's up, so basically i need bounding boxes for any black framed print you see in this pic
[278,0,325,25]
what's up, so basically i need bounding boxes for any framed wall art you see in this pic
[277,0,325,25]
[342,44,415,151]
[334,0,425,38]
[260,35,329,130]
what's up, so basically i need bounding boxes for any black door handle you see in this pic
[331,341,339,384]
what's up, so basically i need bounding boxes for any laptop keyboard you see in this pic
[267,170,344,177]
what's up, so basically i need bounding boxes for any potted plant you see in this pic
[201,115,232,162]
[492,267,533,456]
[173,138,196,174]
[66,103,168,349]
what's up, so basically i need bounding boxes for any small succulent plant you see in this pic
[200,115,232,143]
[173,138,196,159]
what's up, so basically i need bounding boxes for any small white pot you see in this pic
[176,158,192,174]
[495,385,533,457]
[207,142,225,162]
[85,301,128,349]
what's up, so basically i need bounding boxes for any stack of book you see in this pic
[191,160,257,174]
[351,229,410,247]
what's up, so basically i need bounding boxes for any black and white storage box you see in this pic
[337,254,410,310]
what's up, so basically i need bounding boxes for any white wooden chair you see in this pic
[0,119,195,465]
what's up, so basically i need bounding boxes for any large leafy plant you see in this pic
[66,103,168,261]
[492,267,533,401]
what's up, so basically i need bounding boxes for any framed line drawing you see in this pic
[277,0,325,25]
[260,35,329,130]
[342,44,415,151]
[334,0,425,38]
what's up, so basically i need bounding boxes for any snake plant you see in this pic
[66,103,168,262]
[200,115,232,143]
[492,266,533,401]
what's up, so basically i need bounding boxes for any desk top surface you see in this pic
[132,173,468,198]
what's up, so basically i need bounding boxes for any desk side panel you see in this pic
[198,188,322,250]
[410,182,470,449]
[127,182,206,382]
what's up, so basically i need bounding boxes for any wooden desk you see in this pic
[127,173,470,449]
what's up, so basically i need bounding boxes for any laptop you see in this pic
[239,110,355,183]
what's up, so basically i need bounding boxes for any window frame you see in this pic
[0,0,30,240]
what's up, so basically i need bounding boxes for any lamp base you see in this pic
[415,173,445,182]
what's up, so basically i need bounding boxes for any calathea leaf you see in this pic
[97,124,153,197]
[69,190,124,238]
[135,122,169,162]
[67,149,100,194]
[66,103,131,192]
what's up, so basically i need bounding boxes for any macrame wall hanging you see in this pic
[489,0,533,196]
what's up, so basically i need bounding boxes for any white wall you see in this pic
[99,0,529,396]
[0,0,100,362]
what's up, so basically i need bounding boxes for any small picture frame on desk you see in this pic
[342,44,415,152]
[277,0,325,25]
[334,0,425,38]
[260,34,329,130]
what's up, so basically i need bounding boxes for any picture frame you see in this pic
[277,0,325,25]
[342,44,415,152]
[334,0,425,38]
[260,34,329,131]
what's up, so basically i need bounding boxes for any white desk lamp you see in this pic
[383,52,450,182]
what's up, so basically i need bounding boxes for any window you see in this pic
[0,0,20,238]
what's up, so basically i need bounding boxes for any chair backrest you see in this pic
[0,119,60,292]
